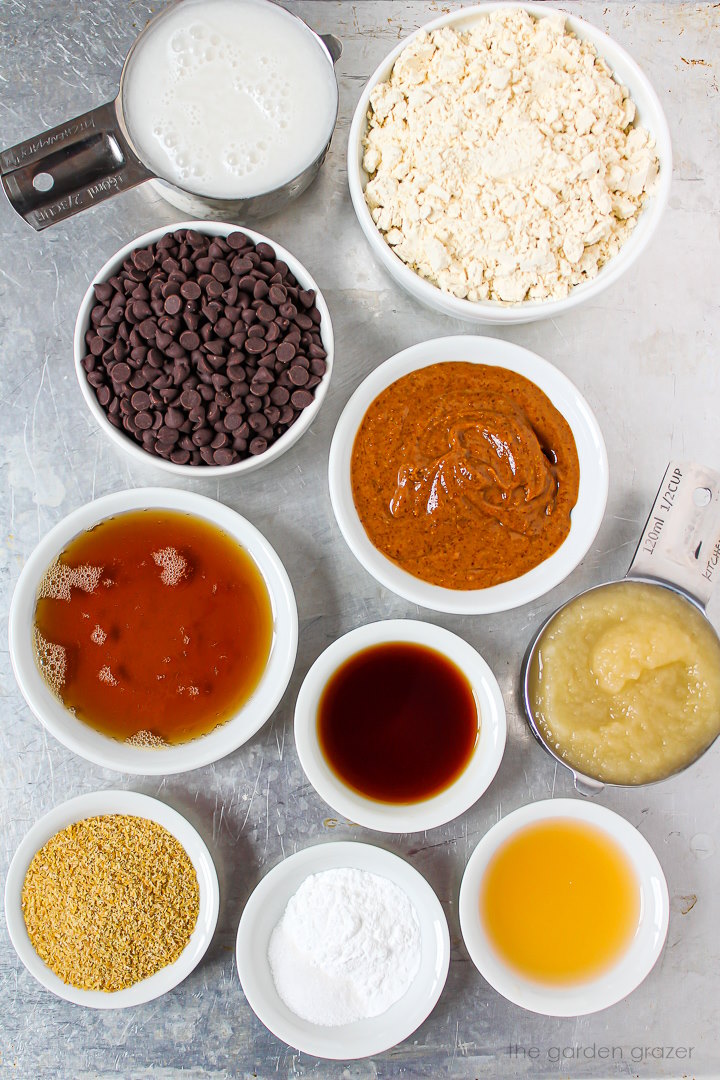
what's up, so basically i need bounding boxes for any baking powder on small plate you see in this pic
[268,866,422,1026]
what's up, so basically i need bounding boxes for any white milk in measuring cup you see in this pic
[122,0,339,201]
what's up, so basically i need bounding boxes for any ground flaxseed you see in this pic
[21,814,200,992]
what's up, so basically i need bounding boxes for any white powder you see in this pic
[363,8,659,303]
[267,867,422,1026]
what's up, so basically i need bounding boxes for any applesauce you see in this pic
[527,580,720,784]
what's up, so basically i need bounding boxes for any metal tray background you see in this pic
[1,2,718,1077]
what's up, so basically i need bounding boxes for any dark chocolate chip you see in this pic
[132,249,154,272]
[245,336,266,355]
[224,412,245,431]
[111,362,131,385]
[164,294,182,316]
[135,410,153,430]
[268,284,287,305]
[276,342,296,364]
[226,232,249,250]
[179,330,200,351]
[213,448,234,465]
[180,280,202,301]
[181,388,202,410]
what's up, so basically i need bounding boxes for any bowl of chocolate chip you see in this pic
[74,222,333,475]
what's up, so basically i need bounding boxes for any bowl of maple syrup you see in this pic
[294,619,506,832]
[9,488,298,774]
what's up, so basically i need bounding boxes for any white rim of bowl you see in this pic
[347,2,673,324]
[73,220,334,476]
[8,487,298,774]
[458,798,669,1016]
[236,840,450,1058]
[328,335,609,614]
[5,790,220,1009]
[294,620,507,832]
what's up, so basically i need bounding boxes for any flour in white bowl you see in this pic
[267,867,422,1026]
[363,8,659,303]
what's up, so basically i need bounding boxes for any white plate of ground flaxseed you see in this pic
[4,790,219,1008]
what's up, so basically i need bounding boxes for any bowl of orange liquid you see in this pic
[458,799,668,1015]
[9,488,297,774]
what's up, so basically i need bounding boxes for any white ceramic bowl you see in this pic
[236,840,450,1058]
[5,789,219,1009]
[458,798,669,1015]
[294,620,506,832]
[347,2,672,325]
[8,487,298,774]
[328,336,608,614]
[74,220,334,476]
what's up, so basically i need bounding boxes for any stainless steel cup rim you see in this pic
[521,575,720,795]
[116,0,341,203]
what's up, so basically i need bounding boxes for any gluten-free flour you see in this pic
[268,867,422,1026]
[363,8,659,303]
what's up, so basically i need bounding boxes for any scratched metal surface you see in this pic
[1,1,719,1077]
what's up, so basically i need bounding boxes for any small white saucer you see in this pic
[5,789,219,1008]
[236,841,450,1058]
[458,798,669,1016]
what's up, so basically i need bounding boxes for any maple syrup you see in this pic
[33,509,273,745]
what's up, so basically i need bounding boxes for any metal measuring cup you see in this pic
[521,460,720,796]
[0,1,342,231]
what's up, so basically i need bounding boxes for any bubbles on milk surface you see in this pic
[124,0,337,199]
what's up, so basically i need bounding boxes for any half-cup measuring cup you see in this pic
[0,0,341,230]
[522,461,720,795]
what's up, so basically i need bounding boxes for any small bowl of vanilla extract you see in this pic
[294,619,507,832]
[9,488,298,774]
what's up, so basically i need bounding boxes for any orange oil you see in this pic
[480,819,640,983]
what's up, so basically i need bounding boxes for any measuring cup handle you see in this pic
[626,461,720,610]
[319,33,343,65]
[0,99,151,231]
[572,772,605,798]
